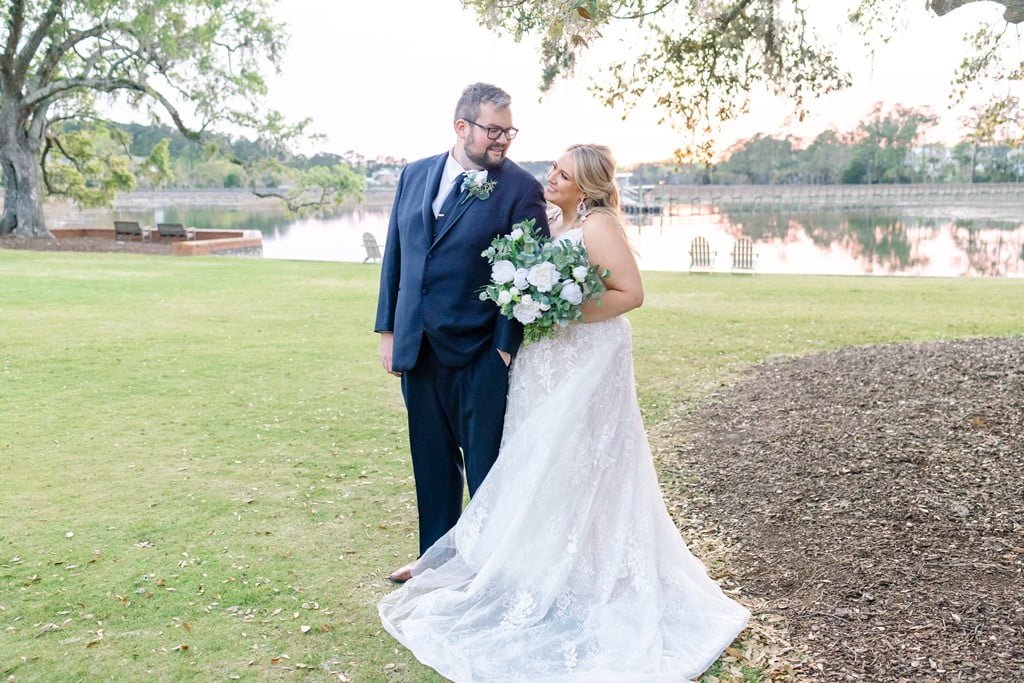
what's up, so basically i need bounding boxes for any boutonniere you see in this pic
[461,171,497,204]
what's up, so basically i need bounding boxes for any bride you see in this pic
[379,144,750,681]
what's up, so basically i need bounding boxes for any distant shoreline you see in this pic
[106,187,397,210]
[27,183,1024,225]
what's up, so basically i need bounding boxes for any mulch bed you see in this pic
[671,337,1024,681]
[0,235,172,255]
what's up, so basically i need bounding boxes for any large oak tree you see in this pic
[0,0,288,237]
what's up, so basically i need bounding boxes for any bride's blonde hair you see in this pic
[567,144,636,255]
[568,144,621,222]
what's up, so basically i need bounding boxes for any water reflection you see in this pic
[262,208,391,262]
[705,208,1024,277]
[46,195,1024,276]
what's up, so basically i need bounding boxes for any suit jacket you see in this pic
[374,153,550,371]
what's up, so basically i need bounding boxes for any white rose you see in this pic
[560,281,584,305]
[512,300,543,324]
[497,289,513,304]
[572,265,589,282]
[514,268,529,290]
[521,294,534,304]
[509,227,524,240]
[527,262,559,293]
[509,286,520,296]
[491,260,516,284]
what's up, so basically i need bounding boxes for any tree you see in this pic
[0,0,290,237]
[961,95,1024,181]
[464,0,1024,160]
[849,104,937,183]
[252,162,365,217]
[716,134,801,184]
[801,129,852,185]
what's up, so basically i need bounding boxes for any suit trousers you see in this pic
[400,336,511,555]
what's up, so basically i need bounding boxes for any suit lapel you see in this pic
[421,154,447,242]
[431,192,472,245]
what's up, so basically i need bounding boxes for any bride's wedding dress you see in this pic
[379,228,749,681]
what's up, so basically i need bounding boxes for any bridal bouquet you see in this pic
[480,218,607,343]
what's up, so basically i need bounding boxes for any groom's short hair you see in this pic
[454,83,511,123]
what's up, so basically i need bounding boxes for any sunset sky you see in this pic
[265,1,1020,165]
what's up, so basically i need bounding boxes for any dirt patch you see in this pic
[669,337,1024,681]
[1,235,173,255]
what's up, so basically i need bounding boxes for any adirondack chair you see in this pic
[688,236,716,273]
[731,237,758,274]
[362,232,382,263]
[114,220,147,242]
[156,222,195,240]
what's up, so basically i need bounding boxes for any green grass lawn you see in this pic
[1,250,1021,682]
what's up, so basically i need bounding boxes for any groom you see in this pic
[374,83,549,582]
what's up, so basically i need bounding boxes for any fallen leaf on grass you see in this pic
[171,644,189,652]
[35,623,60,637]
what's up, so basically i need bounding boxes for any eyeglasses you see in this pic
[464,119,519,141]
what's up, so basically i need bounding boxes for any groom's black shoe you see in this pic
[386,562,416,584]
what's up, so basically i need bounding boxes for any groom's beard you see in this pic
[465,142,507,170]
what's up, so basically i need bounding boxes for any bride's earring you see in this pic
[576,197,588,220]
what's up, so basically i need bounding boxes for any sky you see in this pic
[261,1,1020,165]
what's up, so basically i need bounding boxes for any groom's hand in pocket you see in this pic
[379,332,401,377]
[497,349,511,367]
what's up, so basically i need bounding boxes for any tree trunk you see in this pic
[0,104,49,238]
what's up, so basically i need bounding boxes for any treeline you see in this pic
[111,122,402,189]
[628,103,1024,186]
[116,122,395,189]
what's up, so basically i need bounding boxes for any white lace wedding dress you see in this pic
[379,228,750,681]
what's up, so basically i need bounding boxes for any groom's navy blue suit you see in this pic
[375,152,548,554]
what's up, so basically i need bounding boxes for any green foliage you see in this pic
[0,0,305,235]
[252,162,366,217]
[464,0,1024,162]
[140,138,175,189]
[716,134,801,184]
[853,103,938,183]
[479,219,607,342]
[42,124,136,206]
[627,102,1023,185]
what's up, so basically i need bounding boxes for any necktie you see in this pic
[437,172,466,220]
[433,172,466,241]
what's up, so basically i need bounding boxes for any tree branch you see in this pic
[34,21,124,90]
[716,0,757,31]
[21,74,197,139]
[40,134,59,195]
[44,130,82,170]
[2,0,26,81]
[13,0,62,83]
[929,0,1024,24]
[251,189,325,213]
[609,0,675,20]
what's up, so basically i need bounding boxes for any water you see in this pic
[52,191,1024,276]
[631,210,1024,277]
[257,206,1024,277]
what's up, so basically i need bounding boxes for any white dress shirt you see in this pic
[432,153,487,218]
